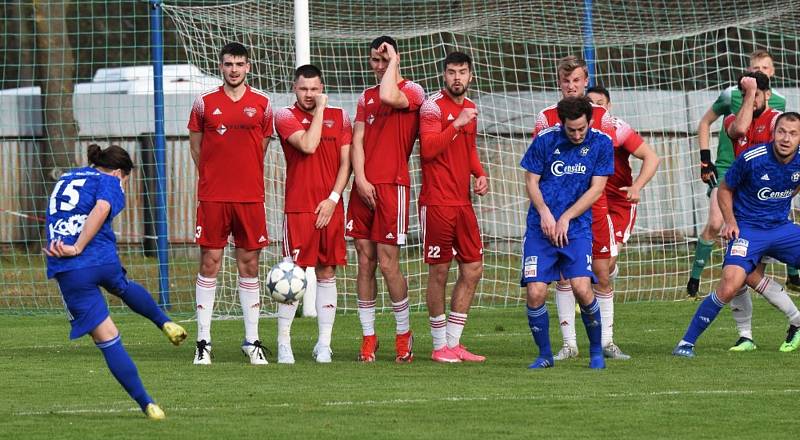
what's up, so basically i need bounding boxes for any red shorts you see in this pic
[283,209,346,267]
[195,201,269,250]
[420,205,483,264]
[608,199,637,244]
[591,203,617,260]
[346,183,409,245]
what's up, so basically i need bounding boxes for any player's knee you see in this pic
[460,261,483,284]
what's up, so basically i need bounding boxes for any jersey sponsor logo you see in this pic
[48,214,88,239]
[323,119,334,128]
[550,160,587,177]
[757,187,793,201]
[730,238,749,257]
[580,147,590,156]
[216,124,227,135]
[447,113,455,121]
[212,107,222,115]
[760,173,770,181]
[243,106,257,117]
[792,172,800,182]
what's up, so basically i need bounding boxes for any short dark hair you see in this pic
[370,35,398,52]
[586,85,610,102]
[294,64,323,82]
[443,51,472,71]
[219,42,249,62]
[738,71,770,92]
[556,96,594,125]
[776,112,800,129]
[87,144,134,175]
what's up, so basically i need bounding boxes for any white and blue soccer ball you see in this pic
[267,259,307,303]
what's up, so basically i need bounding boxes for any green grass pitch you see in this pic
[1,300,798,439]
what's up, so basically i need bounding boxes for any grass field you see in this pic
[1,299,798,439]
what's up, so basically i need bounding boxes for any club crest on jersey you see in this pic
[792,172,800,182]
[243,106,257,117]
[367,114,375,125]
[551,160,587,177]
[324,119,334,128]
[216,124,227,135]
[730,238,749,257]
[580,146,590,156]
[756,125,765,134]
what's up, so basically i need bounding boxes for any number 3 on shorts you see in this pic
[195,226,202,239]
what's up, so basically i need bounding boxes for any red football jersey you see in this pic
[532,102,616,206]
[188,85,274,202]
[418,91,486,206]
[606,116,645,202]
[354,79,425,186]
[724,108,781,157]
[274,104,352,213]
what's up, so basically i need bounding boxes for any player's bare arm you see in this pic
[697,107,720,184]
[525,171,556,242]
[727,76,758,140]
[350,120,376,208]
[44,200,111,257]
[315,142,351,229]
[717,180,738,239]
[555,175,609,247]
[620,142,660,202]
[377,43,409,109]
[189,131,203,168]
[286,94,328,154]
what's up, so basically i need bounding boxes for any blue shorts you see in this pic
[55,263,130,340]
[520,234,595,285]
[724,223,800,273]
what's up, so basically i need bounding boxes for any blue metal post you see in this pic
[150,0,170,308]
[582,0,596,87]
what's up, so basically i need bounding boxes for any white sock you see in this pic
[730,286,753,340]
[277,301,297,345]
[756,277,800,326]
[555,284,577,347]
[238,277,261,344]
[357,299,376,336]
[609,264,619,280]
[446,311,467,348]
[429,314,446,350]
[392,297,411,334]
[594,287,614,347]
[303,267,318,318]
[195,274,216,342]
[315,277,337,347]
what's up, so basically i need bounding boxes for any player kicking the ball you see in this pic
[274,64,352,364]
[521,97,613,369]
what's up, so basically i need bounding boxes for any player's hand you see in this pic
[314,94,328,112]
[356,177,377,210]
[473,175,488,196]
[619,185,641,202]
[314,199,336,229]
[379,42,399,62]
[453,108,478,129]
[539,210,557,243]
[740,76,757,94]
[554,217,570,248]
[43,238,81,258]
[720,221,739,240]
[700,161,718,186]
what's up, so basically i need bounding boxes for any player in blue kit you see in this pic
[44,144,187,419]
[520,97,614,369]
[674,112,800,357]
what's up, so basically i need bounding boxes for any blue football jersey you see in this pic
[45,167,126,278]
[520,126,614,239]
[725,143,800,229]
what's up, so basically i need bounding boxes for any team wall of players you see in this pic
[182,38,800,368]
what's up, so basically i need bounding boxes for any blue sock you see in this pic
[527,304,552,359]
[580,299,603,357]
[96,335,153,411]
[119,281,170,328]
[681,292,725,345]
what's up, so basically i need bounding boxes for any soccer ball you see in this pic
[267,259,307,303]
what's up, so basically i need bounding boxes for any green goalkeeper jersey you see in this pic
[711,85,786,171]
